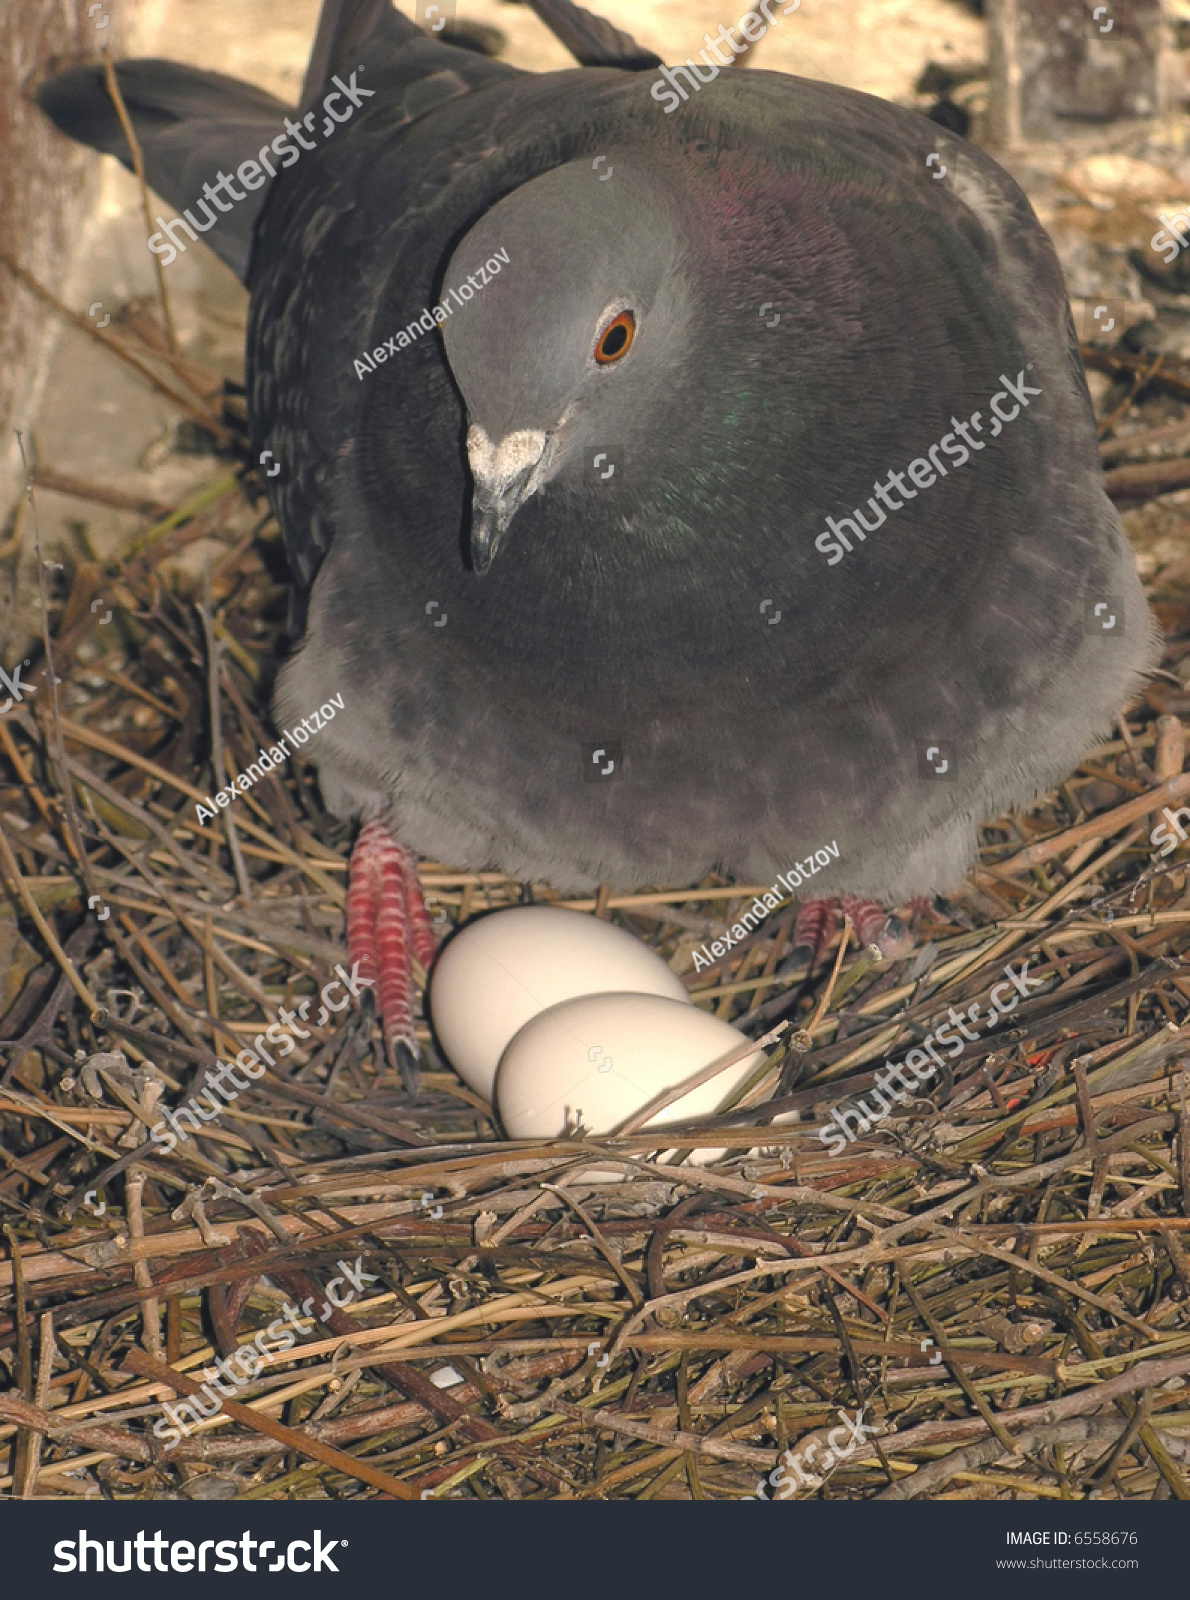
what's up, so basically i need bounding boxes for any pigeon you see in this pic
[37,0,1158,1089]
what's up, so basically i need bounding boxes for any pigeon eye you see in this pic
[595,310,635,364]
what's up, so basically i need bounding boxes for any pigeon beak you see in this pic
[466,425,551,574]
[470,504,504,576]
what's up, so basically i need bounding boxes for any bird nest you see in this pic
[1,307,1190,1502]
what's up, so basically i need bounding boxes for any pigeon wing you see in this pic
[524,0,661,69]
[248,14,520,608]
[299,0,421,112]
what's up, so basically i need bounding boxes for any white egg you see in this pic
[495,992,767,1162]
[428,906,691,1101]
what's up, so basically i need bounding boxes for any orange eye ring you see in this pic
[594,310,635,364]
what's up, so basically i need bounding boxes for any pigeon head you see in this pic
[440,155,694,573]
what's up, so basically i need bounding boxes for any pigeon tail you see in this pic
[35,61,291,282]
[35,2,482,285]
[346,818,438,1093]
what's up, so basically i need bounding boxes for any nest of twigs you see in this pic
[1,301,1190,1502]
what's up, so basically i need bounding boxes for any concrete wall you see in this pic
[0,0,123,548]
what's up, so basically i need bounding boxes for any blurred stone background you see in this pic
[9,0,1190,662]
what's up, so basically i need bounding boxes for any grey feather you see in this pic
[298,0,420,112]
[525,0,662,69]
[36,61,290,281]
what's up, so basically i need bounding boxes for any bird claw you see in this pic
[871,914,915,962]
[393,1038,420,1099]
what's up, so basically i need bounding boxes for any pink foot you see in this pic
[790,899,837,967]
[346,818,438,1090]
[787,896,915,969]
[840,895,915,961]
